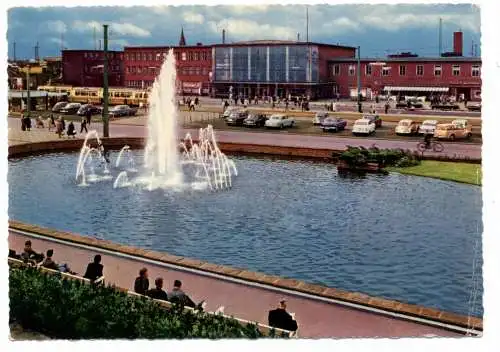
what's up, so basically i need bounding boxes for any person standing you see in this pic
[86,108,92,126]
[134,268,150,295]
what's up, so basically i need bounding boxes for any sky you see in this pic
[7,4,481,60]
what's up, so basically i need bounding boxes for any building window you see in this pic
[137,67,142,74]
[452,65,460,76]
[142,53,146,61]
[365,64,372,76]
[182,52,186,61]
[348,65,355,76]
[399,65,406,76]
[332,64,340,76]
[472,65,480,77]
[125,54,129,60]
[148,53,153,61]
[194,52,199,61]
[382,67,390,76]
[434,65,442,76]
[416,65,424,76]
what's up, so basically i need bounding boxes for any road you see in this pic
[8,117,481,160]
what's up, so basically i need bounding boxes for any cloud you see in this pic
[72,21,150,37]
[41,20,67,33]
[208,18,295,41]
[183,11,204,24]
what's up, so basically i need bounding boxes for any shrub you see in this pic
[9,266,285,339]
[337,147,421,168]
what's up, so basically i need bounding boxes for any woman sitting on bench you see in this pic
[67,121,77,137]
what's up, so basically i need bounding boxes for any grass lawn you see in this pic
[386,160,482,186]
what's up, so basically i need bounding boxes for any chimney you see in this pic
[222,29,226,44]
[453,31,463,56]
[297,33,300,41]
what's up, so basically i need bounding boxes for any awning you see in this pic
[383,86,449,93]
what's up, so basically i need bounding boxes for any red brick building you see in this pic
[123,30,212,95]
[329,33,481,101]
[62,50,124,87]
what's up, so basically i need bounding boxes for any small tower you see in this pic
[179,27,186,46]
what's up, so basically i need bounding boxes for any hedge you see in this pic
[9,266,285,339]
[338,146,421,168]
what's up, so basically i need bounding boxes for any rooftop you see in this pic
[214,40,356,49]
[329,56,482,63]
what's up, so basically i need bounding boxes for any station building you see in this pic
[211,40,356,99]
[62,49,124,87]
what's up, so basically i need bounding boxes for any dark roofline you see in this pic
[124,44,212,50]
[328,56,482,63]
[213,41,356,50]
[62,49,123,53]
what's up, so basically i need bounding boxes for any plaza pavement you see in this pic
[8,117,481,160]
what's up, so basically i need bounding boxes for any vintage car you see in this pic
[226,110,249,126]
[395,119,420,135]
[418,120,438,135]
[352,118,376,136]
[364,114,382,128]
[313,112,329,125]
[51,101,69,113]
[321,117,347,132]
[467,103,481,112]
[431,103,460,111]
[109,105,137,118]
[265,114,295,129]
[60,103,82,115]
[77,104,102,116]
[243,113,268,127]
[222,106,240,119]
[434,120,472,140]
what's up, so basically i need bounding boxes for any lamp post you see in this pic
[26,64,31,117]
[102,24,109,138]
[356,46,361,113]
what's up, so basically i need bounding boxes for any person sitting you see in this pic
[41,249,59,270]
[424,133,433,149]
[21,240,44,264]
[83,254,104,282]
[36,115,45,128]
[145,277,168,301]
[67,121,77,137]
[134,267,150,295]
[9,249,21,260]
[268,299,298,333]
[167,280,196,308]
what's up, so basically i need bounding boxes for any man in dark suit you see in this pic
[134,267,149,295]
[145,277,168,301]
[83,254,104,282]
[268,300,298,332]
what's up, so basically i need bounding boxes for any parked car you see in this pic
[467,103,481,112]
[52,101,69,113]
[77,104,102,116]
[418,120,438,135]
[60,103,82,115]
[243,113,268,127]
[431,103,460,111]
[265,114,295,129]
[313,112,329,125]
[434,120,472,140]
[226,110,249,126]
[395,119,420,135]
[109,105,137,118]
[352,118,376,136]
[321,117,347,132]
[222,106,239,119]
[364,114,382,128]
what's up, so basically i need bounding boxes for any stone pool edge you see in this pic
[8,220,483,332]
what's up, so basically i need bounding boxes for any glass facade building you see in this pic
[214,45,319,83]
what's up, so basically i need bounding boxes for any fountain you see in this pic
[75,49,237,192]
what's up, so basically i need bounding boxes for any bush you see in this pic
[9,266,285,339]
[337,147,421,168]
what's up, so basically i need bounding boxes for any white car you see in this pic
[395,119,420,135]
[265,114,295,129]
[419,120,438,135]
[352,118,375,136]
